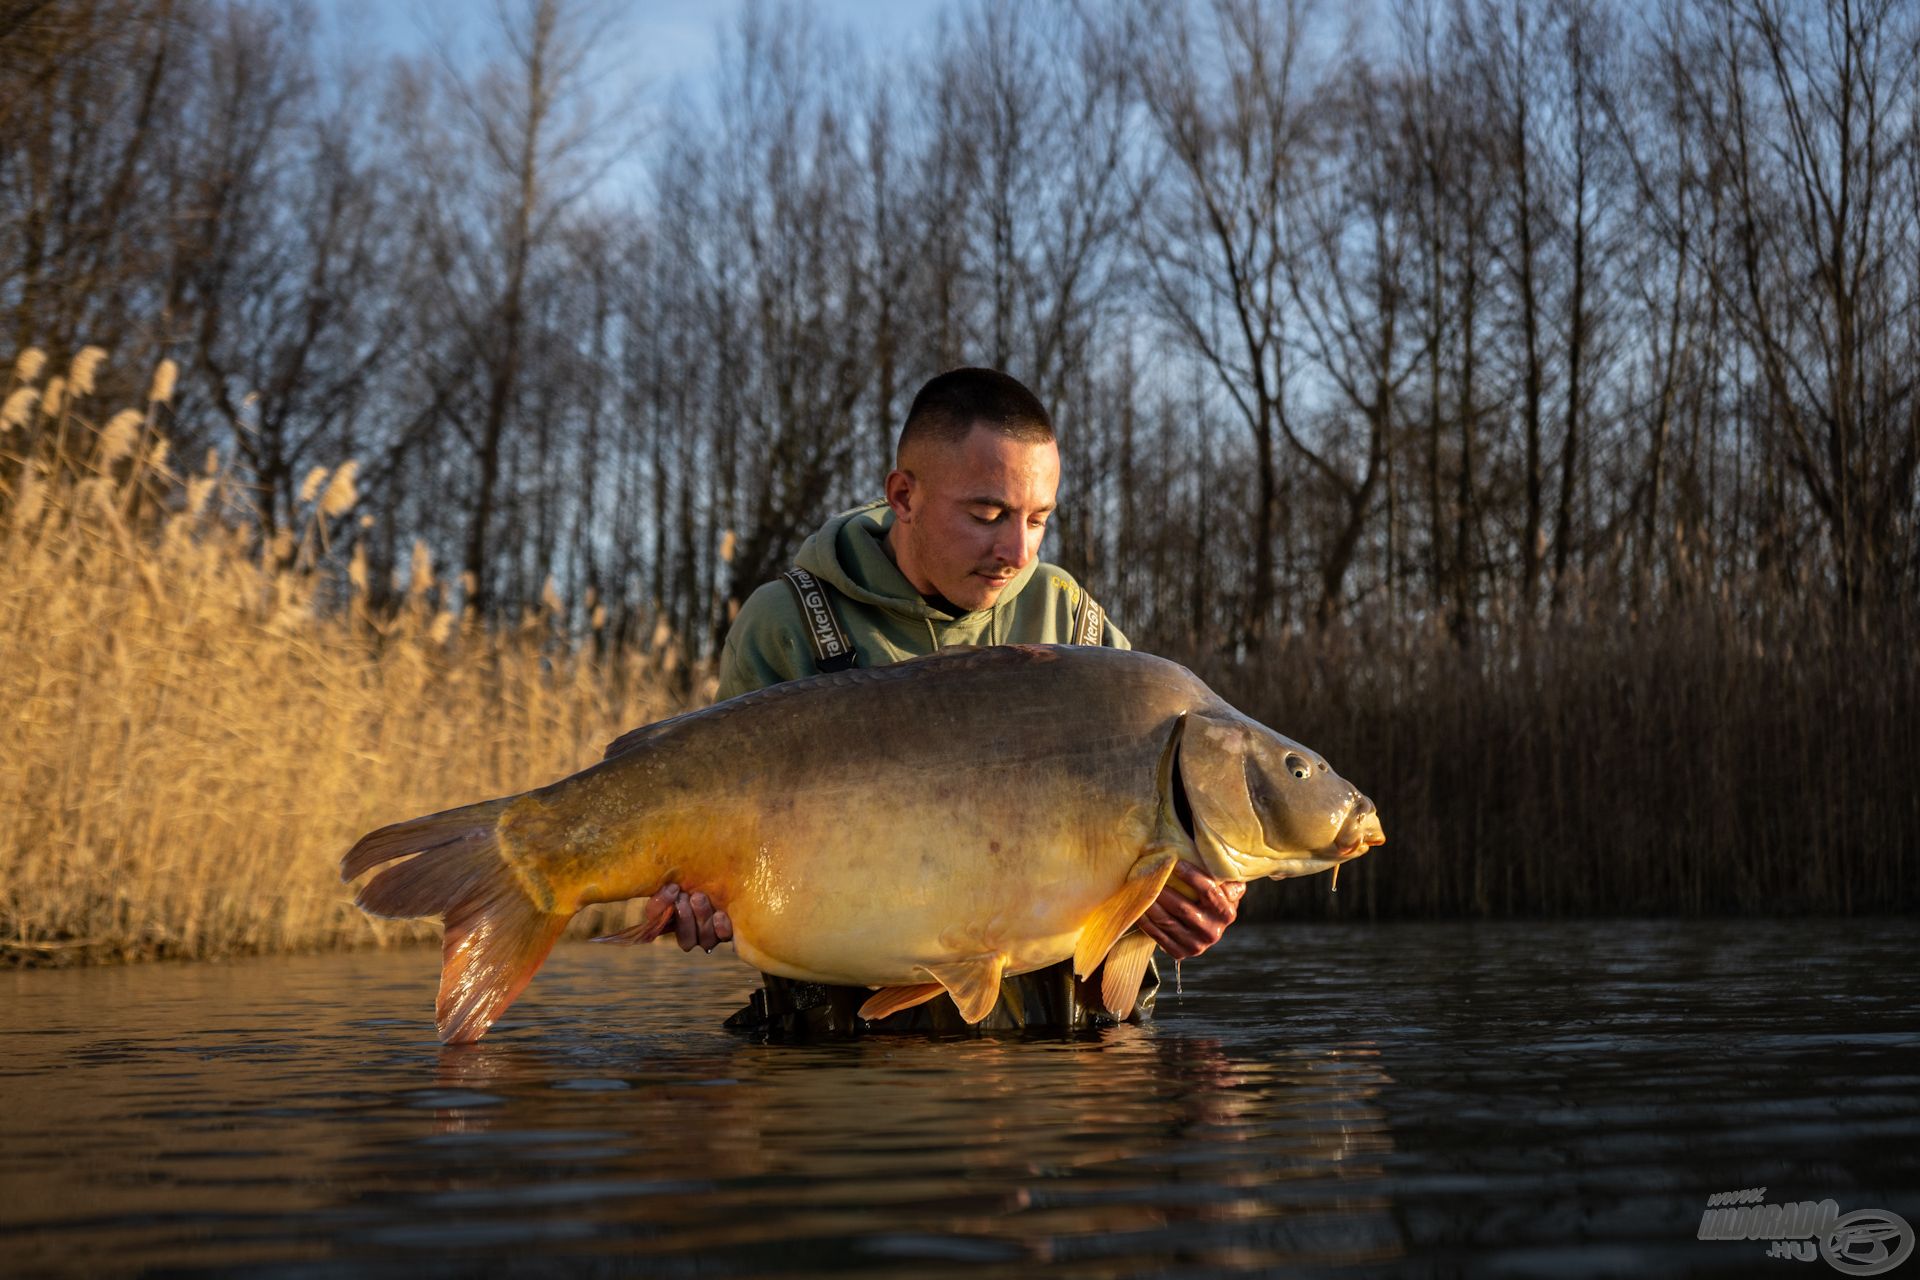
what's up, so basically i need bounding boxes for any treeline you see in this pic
[4,0,1917,654]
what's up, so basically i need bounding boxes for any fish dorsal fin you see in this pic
[857,982,946,1021]
[924,953,1008,1023]
[1100,933,1158,1019]
[1072,848,1179,979]
[603,707,705,759]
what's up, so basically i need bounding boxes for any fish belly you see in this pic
[708,789,1144,988]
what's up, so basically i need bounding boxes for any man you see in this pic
[653,367,1243,1034]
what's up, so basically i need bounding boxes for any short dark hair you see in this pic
[897,367,1053,461]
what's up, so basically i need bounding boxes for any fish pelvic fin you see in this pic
[924,954,1008,1024]
[591,896,676,945]
[1100,933,1158,1020]
[1073,848,1179,979]
[857,982,946,1021]
[342,799,571,1045]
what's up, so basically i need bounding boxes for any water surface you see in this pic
[3,920,1915,1276]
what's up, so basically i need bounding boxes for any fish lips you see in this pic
[1332,799,1386,860]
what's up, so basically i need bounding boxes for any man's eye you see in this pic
[972,510,1002,524]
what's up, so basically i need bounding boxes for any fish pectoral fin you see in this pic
[924,954,1008,1024]
[589,896,675,945]
[857,983,946,1021]
[1072,848,1179,979]
[1100,932,1158,1019]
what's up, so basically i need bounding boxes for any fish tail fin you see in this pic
[342,800,572,1045]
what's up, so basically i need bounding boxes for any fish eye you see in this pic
[1284,753,1311,780]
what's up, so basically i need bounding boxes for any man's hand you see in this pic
[1137,861,1244,960]
[648,882,733,953]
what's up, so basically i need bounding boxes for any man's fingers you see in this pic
[690,892,720,950]
[673,891,698,951]
[1171,860,1214,889]
[1193,883,1231,916]
[1158,876,1229,923]
[1156,892,1236,957]
[1141,903,1205,959]
[1178,895,1232,944]
[659,890,730,953]
[1197,877,1239,917]
[1168,866,1244,923]
[1136,905,1171,948]
[1145,864,1243,961]
[1136,915,1176,953]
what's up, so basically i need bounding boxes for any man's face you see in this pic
[885,425,1061,612]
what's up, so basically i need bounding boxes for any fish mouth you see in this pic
[1334,831,1386,860]
[1332,796,1385,860]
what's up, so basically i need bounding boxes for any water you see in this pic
[3,920,1915,1277]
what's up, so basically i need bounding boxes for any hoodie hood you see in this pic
[792,500,1043,629]
[713,500,1128,702]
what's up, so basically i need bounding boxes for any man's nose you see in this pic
[994,522,1032,568]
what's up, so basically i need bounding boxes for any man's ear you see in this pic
[884,468,917,523]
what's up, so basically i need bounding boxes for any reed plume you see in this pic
[1,358,698,965]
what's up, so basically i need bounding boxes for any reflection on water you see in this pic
[2,920,1915,1276]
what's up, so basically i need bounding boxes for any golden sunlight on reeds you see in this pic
[1,351,698,965]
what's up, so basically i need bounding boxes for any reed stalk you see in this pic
[0,357,697,965]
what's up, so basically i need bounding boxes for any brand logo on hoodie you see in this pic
[785,568,850,661]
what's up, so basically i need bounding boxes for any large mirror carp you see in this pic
[342,645,1384,1043]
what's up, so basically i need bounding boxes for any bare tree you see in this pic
[1134,0,1320,642]
[391,0,623,614]
[1660,0,1920,617]
[1284,56,1422,623]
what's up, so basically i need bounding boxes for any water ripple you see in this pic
[1,919,1915,1276]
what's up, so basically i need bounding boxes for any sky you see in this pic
[355,0,952,100]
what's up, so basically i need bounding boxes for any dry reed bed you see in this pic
[1,350,694,964]
[1205,612,1919,919]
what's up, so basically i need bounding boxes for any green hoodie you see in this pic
[716,500,1129,700]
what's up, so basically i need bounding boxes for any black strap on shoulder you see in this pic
[1073,590,1105,646]
[780,567,858,673]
